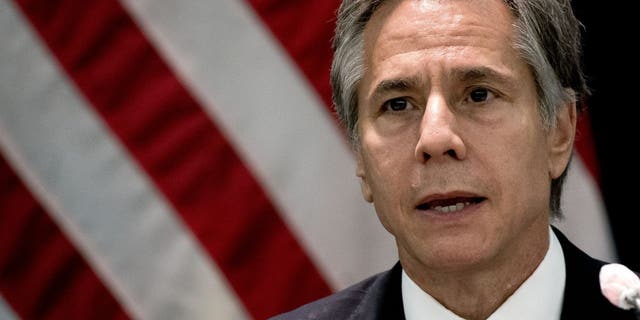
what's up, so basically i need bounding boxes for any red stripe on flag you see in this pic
[13,0,332,318]
[0,153,131,319]
[575,110,600,185]
[245,0,340,112]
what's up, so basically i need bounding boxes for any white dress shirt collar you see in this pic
[402,227,566,320]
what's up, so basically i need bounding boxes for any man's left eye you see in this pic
[469,88,490,103]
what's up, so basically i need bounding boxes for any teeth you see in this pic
[433,202,471,213]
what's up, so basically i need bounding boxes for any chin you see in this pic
[427,251,493,272]
[412,234,497,271]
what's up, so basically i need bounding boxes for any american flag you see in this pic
[0,1,635,319]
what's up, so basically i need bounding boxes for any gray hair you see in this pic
[331,0,589,218]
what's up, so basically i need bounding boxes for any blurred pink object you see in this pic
[600,263,640,310]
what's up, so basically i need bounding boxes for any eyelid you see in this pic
[464,86,498,104]
[474,84,502,95]
[381,96,413,112]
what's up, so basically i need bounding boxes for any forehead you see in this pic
[362,0,520,74]
[365,0,516,43]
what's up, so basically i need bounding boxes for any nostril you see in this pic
[446,149,457,158]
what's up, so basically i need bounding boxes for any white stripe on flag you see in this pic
[0,2,248,319]
[0,295,18,320]
[120,0,397,289]
[554,155,617,262]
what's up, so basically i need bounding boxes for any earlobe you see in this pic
[356,152,374,203]
[548,99,577,179]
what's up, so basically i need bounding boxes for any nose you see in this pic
[414,94,466,163]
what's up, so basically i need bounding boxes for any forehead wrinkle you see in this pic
[451,66,516,87]
[367,0,516,59]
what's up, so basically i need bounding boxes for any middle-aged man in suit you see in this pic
[273,0,638,319]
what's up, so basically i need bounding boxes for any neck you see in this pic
[401,225,550,320]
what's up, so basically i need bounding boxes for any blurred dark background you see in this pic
[573,2,639,269]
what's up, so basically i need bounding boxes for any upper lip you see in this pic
[415,191,486,210]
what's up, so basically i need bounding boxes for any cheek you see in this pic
[361,128,415,182]
[483,126,551,214]
[360,132,416,232]
[363,147,407,207]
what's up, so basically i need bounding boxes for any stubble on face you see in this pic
[353,0,578,316]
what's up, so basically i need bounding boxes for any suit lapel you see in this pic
[354,262,406,320]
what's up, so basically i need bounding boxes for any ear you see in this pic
[356,150,374,203]
[548,99,577,179]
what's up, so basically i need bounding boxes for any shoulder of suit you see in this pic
[269,267,395,320]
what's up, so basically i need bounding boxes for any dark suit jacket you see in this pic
[272,228,637,319]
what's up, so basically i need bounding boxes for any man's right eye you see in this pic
[383,97,410,112]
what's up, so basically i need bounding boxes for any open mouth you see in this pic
[416,197,486,213]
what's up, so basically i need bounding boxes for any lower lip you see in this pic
[417,200,484,221]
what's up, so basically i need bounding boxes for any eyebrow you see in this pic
[370,67,515,101]
[371,76,422,101]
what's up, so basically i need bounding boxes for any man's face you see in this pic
[356,0,575,273]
